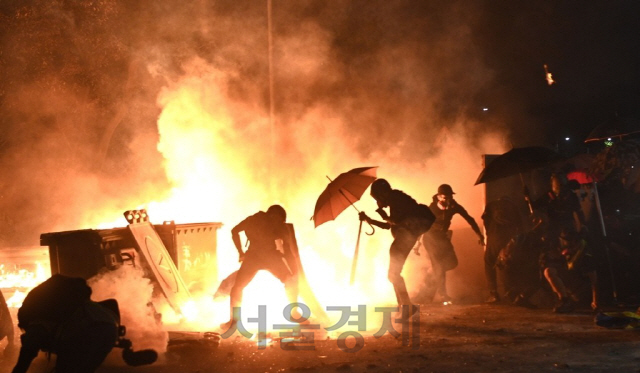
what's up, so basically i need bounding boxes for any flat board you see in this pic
[128,221,192,314]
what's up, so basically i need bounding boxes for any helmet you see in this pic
[370,178,391,198]
[437,184,455,196]
[267,204,287,222]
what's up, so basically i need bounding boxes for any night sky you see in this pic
[1,0,639,245]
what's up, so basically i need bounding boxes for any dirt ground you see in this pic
[2,301,639,373]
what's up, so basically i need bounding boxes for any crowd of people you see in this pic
[220,170,618,332]
[3,165,635,371]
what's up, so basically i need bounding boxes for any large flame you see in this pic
[0,58,504,340]
[0,262,50,308]
[131,59,401,332]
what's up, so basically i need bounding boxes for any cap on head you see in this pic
[370,178,391,199]
[437,184,455,196]
[267,204,287,222]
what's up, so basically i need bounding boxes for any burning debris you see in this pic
[544,64,555,86]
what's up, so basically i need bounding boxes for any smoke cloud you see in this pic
[1,0,520,315]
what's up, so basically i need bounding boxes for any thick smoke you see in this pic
[88,266,168,353]
[0,0,522,318]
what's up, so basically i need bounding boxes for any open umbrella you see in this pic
[475,146,566,185]
[313,166,378,227]
[313,166,377,285]
[585,116,640,143]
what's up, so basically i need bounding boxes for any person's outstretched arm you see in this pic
[457,204,485,245]
[359,212,391,230]
[231,218,249,261]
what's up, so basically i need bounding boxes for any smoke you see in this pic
[0,0,516,310]
[88,265,169,353]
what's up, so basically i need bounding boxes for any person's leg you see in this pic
[484,244,501,302]
[586,270,599,310]
[228,256,261,321]
[388,230,417,306]
[421,235,439,303]
[266,256,299,307]
[543,267,573,313]
[55,322,117,373]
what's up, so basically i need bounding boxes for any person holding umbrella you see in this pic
[419,184,484,305]
[359,179,435,316]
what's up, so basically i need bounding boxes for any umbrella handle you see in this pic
[365,221,375,235]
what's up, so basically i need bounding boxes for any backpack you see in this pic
[403,203,435,236]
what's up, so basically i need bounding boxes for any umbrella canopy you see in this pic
[313,166,378,228]
[475,146,565,185]
[585,116,640,143]
[567,170,598,185]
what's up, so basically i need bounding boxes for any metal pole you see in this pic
[592,181,618,303]
[350,219,363,285]
[267,0,275,199]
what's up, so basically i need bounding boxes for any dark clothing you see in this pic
[388,227,421,306]
[13,275,118,373]
[420,195,481,302]
[540,237,598,307]
[532,189,583,240]
[429,195,482,236]
[229,212,297,310]
[421,230,457,300]
[501,230,548,302]
[482,198,523,294]
[235,211,288,256]
[382,190,434,237]
[373,188,433,306]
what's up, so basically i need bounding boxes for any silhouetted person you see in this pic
[526,173,586,243]
[481,197,524,303]
[12,274,119,373]
[420,184,484,304]
[541,228,599,313]
[221,205,299,330]
[500,213,549,308]
[359,178,434,315]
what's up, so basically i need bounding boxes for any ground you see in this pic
[1,301,638,373]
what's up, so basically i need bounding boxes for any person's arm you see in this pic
[359,212,391,230]
[456,204,484,245]
[231,219,248,261]
[12,325,47,373]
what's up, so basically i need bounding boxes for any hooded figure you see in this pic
[359,179,434,316]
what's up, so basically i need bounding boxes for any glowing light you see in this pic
[0,261,50,308]
[544,64,555,85]
[482,108,488,112]
[565,137,570,141]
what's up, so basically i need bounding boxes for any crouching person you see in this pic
[13,274,156,373]
[541,228,599,313]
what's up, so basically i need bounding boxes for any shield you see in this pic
[312,166,378,227]
[475,146,565,185]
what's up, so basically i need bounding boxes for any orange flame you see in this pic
[0,261,51,308]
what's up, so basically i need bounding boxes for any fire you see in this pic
[0,261,51,308]
[129,61,400,333]
[544,64,555,86]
